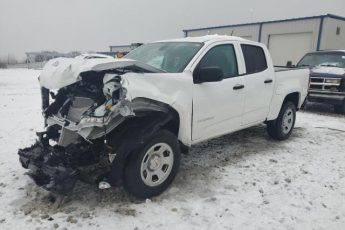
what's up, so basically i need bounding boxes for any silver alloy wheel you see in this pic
[282,107,294,134]
[140,143,174,187]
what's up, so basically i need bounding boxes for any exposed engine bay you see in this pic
[18,54,178,194]
[42,71,133,144]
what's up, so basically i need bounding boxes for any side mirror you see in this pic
[193,66,224,84]
[286,61,293,67]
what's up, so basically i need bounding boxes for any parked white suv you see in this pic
[19,35,309,198]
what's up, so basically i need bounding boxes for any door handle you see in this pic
[264,79,273,84]
[233,84,245,90]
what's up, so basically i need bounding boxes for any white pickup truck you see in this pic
[18,35,309,198]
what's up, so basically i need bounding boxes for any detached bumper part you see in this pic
[18,142,78,194]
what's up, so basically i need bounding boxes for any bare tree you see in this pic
[6,54,18,65]
[0,57,7,69]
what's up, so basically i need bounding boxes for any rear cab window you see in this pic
[241,44,268,74]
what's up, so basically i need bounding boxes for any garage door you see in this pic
[268,32,313,66]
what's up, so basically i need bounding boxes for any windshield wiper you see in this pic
[298,64,311,67]
[320,64,338,67]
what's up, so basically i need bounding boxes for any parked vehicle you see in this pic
[18,35,309,198]
[297,50,345,113]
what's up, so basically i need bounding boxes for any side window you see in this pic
[241,44,268,74]
[197,44,238,78]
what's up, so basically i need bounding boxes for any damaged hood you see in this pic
[39,54,163,89]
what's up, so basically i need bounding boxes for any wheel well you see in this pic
[161,113,179,136]
[283,92,300,110]
[131,97,180,136]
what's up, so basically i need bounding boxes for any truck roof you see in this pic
[156,35,249,43]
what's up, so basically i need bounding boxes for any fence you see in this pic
[6,62,46,70]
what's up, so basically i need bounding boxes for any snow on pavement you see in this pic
[0,69,345,230]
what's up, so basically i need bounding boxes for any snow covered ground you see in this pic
[0,68,345,230]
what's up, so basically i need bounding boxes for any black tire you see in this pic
[123,130,181,199]
[267,102,296,141]
[334,101,345,114]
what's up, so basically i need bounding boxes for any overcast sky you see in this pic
[1,0,345,60]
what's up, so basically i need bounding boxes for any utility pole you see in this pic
[250,8,254,22]
[250,9,255,41]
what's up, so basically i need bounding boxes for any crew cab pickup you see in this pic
[297,50,345,113]
[18,35,309,198]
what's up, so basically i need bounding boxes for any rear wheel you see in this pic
[334,101,345,114]
[123,130,181,199]
[267,102,296,140]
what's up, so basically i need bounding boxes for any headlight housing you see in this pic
[325,78,341,84]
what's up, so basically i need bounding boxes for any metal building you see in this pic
[109,45,132,54]
[109,43,144,56]
[183,14,345,66]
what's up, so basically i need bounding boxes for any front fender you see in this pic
[122,72,193,146]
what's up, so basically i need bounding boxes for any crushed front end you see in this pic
[18,55,163,194]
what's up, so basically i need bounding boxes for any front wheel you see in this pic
[267,102,296,140]
[123,130,181,199]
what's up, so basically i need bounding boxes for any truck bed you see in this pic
[274,66,307,72]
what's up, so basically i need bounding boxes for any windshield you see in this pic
[297,52,345,68]
[125,42,203,73]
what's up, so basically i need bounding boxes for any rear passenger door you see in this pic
[240,44,275,125]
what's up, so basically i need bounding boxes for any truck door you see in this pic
[192,43,246,142]
[240,44,275,125]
